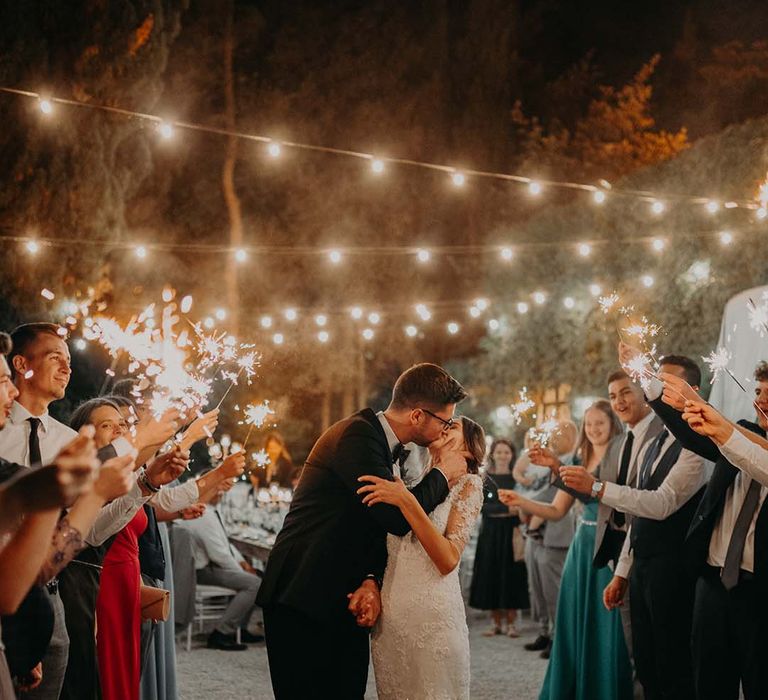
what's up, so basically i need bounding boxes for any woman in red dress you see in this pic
[95,506,147,700]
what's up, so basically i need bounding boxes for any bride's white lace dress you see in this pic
[371,473,484,700]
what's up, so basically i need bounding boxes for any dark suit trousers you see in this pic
[691,566,766,700]
[263,604,369,699]
[629,554,695,700]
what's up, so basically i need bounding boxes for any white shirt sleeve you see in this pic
[85,478,152,546]
[601,448,705,520]
[719,428,768,488]
[615,528,634,579]
[151,480,200,512]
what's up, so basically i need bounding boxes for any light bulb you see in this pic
[500,247,514,261]
[267,141,281,158]
[469,306,481,318]
[451,172,465,187]
[203,317,215,329]
[260,315,273,329]
[757,207,767,220]
[706,200,720,214]
[488,319,500,332]
[719,230,733,246]
[158,122,174,139]
[135,245,147,259]
[577,243,591,257]
[328,249,343,264]
[234,248,247,263]
[588,283,602,297]
[593,190,606,204]
[532,291,546,305]
[317,331,329,343]
[371,158,385,174]
[651,238,666,253]
[475,298,489,311]
[517,302,529,314]
[563,296,576,309]
[528,181,542,196]
[416,249,431,263]
[368,312,381,325]
[405,325,418,338]
[315,314,327,327]
[650,200,665,215]
[362,328,374,340]
[447,322,460,335]
[25,240,40,254]
[74,338,87,351]
[641,274,655,288]
[215,308,227,320]
[284,308,298,321]
[39,99,53,115]
[272,333,284,345]
[350,307,363,320]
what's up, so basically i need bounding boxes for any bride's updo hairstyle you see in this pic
[461,417,486,475]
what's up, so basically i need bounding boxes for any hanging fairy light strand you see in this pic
[2,85,765,211]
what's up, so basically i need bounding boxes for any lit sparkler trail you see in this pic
[702,346,768,422]
[510,388,536,425]
[240,400,276,450]
[598,293,620,314]
[528,418,560,449]
[748,296,768,337]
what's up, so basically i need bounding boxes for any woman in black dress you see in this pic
[469,438,529,636]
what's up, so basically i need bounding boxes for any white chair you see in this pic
[184,584,240,651]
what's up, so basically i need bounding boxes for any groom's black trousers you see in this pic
[263,603,369,699]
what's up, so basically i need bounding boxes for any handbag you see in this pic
[140,584,170,621]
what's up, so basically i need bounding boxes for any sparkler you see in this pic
[509,388,536,425]
[748,295,768,337]
[240,400,276,451]
[598,292,620,315]
[527,418,560,449]
[702,346,768,422]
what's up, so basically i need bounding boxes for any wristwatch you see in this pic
[590,480,604,500]
[138,468,162,494]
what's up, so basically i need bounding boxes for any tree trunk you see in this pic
[222,0,242,334]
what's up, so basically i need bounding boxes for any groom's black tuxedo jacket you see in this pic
[256,408,450,625]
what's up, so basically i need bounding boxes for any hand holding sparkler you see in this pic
[681,400,734,445]
[179,408,220,450]
[658,371,700,411]
[220,452,246,479]
[527,446,561,474]
[135,408,181,451]
[142,449,189,493]
[558,465,598,496]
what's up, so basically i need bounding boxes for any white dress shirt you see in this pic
[376,412,438,487]
[719,428,768,488]
[610,436,705,579]
[645,378,765,574]
[0,401,77,466]
[179,505,244,571]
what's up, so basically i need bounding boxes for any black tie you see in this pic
[614,431,634,527]
[638,430,669,489]
[721,479,762,590]
[392,443,410,469]
[28,417,42,466]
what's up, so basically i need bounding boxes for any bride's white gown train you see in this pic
[371,473,483,700]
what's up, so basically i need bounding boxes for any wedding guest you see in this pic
[179,477,264,650]
[501,400,631,699]
[521,420,577,658]
[249,431,296,489]
[564,355,706,699]
[468,439,528,636]
[641,356,768,699]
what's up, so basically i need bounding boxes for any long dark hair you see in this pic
[487,438,516,473]
[70,397,121,431]
[461,417,486,475]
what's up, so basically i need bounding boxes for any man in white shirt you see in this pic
[179,479,263,651]
[563,356,706,700]
[625,349,768,700]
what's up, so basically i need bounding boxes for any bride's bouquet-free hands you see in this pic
[347,579,381,628]
[357,475,413,508]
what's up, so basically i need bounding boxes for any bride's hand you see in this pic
[357,475,411,508]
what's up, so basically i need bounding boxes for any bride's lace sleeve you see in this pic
[444,475,484,554]
[36,516,85,585]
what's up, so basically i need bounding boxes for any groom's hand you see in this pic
[347,579,381,628]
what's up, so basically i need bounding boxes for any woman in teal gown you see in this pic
[501,400,632,700]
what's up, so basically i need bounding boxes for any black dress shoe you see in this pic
[207,630,247,651]
[524,635,550,652]
[539,640,553,659]
[239,630,265,644]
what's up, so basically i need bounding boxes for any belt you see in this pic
[46,578,59,595]
[704,564,754,584]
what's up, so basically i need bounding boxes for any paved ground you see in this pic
[176,608,547,699]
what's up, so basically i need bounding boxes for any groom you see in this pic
[257,363,469,698]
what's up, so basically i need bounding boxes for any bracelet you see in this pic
[138,468,161,494]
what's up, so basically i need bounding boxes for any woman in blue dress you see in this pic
[501,400,632,700]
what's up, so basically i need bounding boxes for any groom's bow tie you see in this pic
[392,442,410,469]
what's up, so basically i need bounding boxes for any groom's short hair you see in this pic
[390,363,467,410]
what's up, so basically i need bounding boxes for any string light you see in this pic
[706,200,720,214]
[563,296,576,309]
[650,200,665,215]
[203,317,215,329]
[368,312,381,325]
[641,274,655,288]
[215,308,227,320]
[499,247,514,261]
[25,240,40,254]
[577,242,592,257]
[469,306,482,318]
[447,322,460,334]
[350,307,363,320]
[74,338,87,351]
[272,333,284,345]
[135,245,147,259]
[651,238,666,252]
[758,207,768,220]
[532,291,547,305]
[719,230,734,245]
[234,248,247,263]
[266,141,281,158]
[4,85,761,212]
[283,308,297,321]
[517,302,529,314]
[475,298,489,311]
[416,248,431,263]
[180,295,193,313]
[40,288,55,301]
[415,304,432,321]
[488,319,500,332]
[317,330,329,343]
[588,283,602,297]
[328,249,343,264]
[260,315,273,329]
[362,328,374,340]
[158,122,174,139]
[405,325,418,337]
[314,314,328,327]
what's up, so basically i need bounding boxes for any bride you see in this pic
[357,417,485,700]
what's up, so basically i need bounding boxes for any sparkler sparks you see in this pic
[509,388,536,425]
[748,295,768,337]
[598,292,620,314]
[527,418,560,449]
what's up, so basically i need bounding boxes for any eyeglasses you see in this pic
[421,408,457,430]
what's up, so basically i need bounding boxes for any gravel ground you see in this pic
[176,608,547,699]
